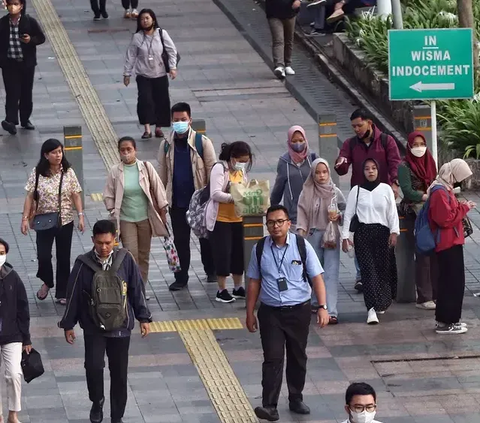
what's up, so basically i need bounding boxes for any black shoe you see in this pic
[216,289,235,303]
[93,14,101,21]
[89,397,104,423]
[254,406,279,421]
[101,10,108,18]
[111,419,123,423]
[169,280,188,291]
[1,120,16,135]
[354,280,363,293]
[289,400,310,415]
[232,286,246,299]
[21,120,35,130]
[206,273,218,283]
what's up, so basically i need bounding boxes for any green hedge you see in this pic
[345,0,480,158]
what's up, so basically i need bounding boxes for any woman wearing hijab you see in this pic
[270,126,317,227]
[342,159,400,325]
[297,158,346,324]
[428,159,475,335]
[398,132,438,310]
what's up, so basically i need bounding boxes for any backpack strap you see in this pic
[380,132,389,150]
[77,253,101,273]
[111,249,128,274]
[295,234,309,283]
[195,132,204,160]
[255,237,267,282]
[163,140,169,155]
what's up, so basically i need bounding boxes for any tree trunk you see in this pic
[457,0,479,72]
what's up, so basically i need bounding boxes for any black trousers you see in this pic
[90,0,107,14]
[136,75,171,127]
[208,221,244,277]
[436,245,465,325]
[1,60,35,125]
[415,252,438,304]
[36,221,74,299]
[121,0,139,8]
[258,301,311,407]
[84,334,130,421]
[170,206,215,283]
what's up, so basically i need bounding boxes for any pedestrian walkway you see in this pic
[0,0,479,421]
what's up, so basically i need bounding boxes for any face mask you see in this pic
[172,121,189,135]
[411,146,427,158]
[121,153,134,163]
[234,162,247,172]
[350,410,376,423]
[291,142,305,153]
[360,129,371,140]
[0,255,6,268]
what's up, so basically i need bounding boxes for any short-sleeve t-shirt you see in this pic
[217,170,243,223]
[25,167,82,226]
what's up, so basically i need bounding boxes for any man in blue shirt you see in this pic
[246,205,329,421]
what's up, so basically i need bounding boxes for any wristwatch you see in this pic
[318,304,328,310]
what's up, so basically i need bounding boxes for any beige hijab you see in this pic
[428,158,472,193]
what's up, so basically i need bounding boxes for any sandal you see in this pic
[155,128,164,138]
[141,131,152,139]
[329,316,339,325]
[36,284,49,300]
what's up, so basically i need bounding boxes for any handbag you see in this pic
[349,186,361,232]
[463,216,473,238]
[162,229,181,273]
[31,171,63,231]
[159,28,180,73]
[21,348,44,383]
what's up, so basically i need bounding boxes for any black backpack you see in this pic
[255,234,311,286]
[78,249,128,331]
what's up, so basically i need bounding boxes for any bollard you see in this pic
[63,126,84,205]
[396,214,416,303]
[191,119,206,135]
[243,215,265,306]
[318,114,339,186]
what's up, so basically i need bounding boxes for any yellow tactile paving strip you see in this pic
[32,0,118,170]
[32,2,257,421]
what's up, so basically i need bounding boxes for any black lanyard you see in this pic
[271,245,288,274]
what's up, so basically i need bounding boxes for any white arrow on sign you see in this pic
[410,81,456,92]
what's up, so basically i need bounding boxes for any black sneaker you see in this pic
[1,120,16,135]
[21,120,35,130]
[93,14,101,21]
[354,280,363,293]
[90,397,104,423]
[307,29,326,37]
[216,289,235,303]
[254,406,279,421]
[101,10,109,19]
[436,323,468,334]
[206,273,218,283]
[169,280,188,291]
[232,286,246,299]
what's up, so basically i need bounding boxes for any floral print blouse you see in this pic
[25,167,82,226]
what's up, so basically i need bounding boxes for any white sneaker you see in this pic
[124,8,131,18]
[436,321,467,329]
[367,308,379,325]
[131,8,139,18]
[436,323,468,334]
[274,66,285,79]
[416,301,436,310]
[285,66,295,75]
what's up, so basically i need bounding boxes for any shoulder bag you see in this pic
[349,186,361,233]
[31,171,63,231]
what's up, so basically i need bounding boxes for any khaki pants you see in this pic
[268,17,296,68]
[0,342,22,414]
[120,219,152,283]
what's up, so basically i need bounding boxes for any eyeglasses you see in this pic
[350,405,377,413]
[266,219,289,228]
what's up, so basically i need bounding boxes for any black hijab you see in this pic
[361,158,381,192]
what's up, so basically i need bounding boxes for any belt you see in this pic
[261,300,310,310]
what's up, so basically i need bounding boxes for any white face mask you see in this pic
[234,162,247,172]
[121,153,134,164]
[350,410,376,423]
[411,146,427,158]
[0,255,6,268]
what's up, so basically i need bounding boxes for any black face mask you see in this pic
[360,129,372,140]
[453,182,462,189]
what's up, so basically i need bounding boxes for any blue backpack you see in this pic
[414,185,449,254]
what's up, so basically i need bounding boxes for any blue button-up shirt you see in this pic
[247,233,324,307]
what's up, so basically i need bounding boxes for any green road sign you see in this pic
[388,28,474,101]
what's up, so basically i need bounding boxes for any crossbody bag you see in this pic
[31,170,64,231]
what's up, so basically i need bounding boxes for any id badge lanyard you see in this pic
[271,245,288,276]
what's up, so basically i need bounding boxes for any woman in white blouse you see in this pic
[342,158,400,325]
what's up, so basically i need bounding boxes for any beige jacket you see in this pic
[157,128,216,205]
[103,160,169,238]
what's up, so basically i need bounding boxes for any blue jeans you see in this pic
[307,229,340,317]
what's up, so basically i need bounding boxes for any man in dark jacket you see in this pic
[59,220,152,423]
[0,237,31,423]
[265,0,300,79]
[0,0,45,135]
[334,108,401,292]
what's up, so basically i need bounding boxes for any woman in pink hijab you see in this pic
[270,125,317,226]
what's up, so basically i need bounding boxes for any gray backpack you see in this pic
[78,249,128,331]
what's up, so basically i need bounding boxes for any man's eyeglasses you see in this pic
[266,219,289,228]
[350,404,377,413]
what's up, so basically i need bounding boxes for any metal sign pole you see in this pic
[63,126,84,205]
[431,101,438,164]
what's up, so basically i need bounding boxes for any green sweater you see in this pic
[120,163,149,222]
[398,163,424,203]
